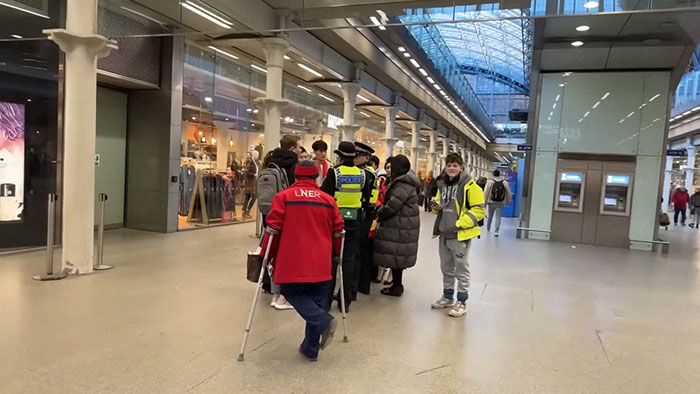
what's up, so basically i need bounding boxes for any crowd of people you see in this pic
[255,135,510,361]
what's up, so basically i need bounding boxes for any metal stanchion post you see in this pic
[33,194,67,281]
[93,193,114,271]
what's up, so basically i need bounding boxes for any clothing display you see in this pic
[179,165,196,216]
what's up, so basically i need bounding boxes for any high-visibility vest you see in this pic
[367,166,379,205]
[334,166,365,209]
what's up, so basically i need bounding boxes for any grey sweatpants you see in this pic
[438,237,471,294]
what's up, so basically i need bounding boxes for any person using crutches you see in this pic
[257,161,345,361]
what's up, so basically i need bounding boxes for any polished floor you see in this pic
[2,214,700,393]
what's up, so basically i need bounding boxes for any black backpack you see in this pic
[490,180,506,202]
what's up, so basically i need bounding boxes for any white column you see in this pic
[262,37,289,153]
[338,83,361,142]
[428,130,437,175]
[662,155,674,211]
[410,120,422,170]
[460,146,467,165]
[466,149,473,177]
[384,106,399,157]
[686,144,696,193]
[441,138,449,169]
[46,0,115,274]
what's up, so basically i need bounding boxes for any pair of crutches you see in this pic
[237,229,348,361]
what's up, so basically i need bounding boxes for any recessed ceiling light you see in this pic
[427,77,435,84]
[398,47,406,52]
[10,34,22,39]
[204,97,213,103]
[181,1,233,29]
[418,68,428,76]
[571,41,584,47]
[318,93,335,102]
[576,25,590,32]
[357,94,370,102]
[208,46,239,60]
[403,52,410,58]
[284,55,290,60]
[583,1,599,8]
[369,16,386,30]
[409,59,420,67]
[298,63,323,77]
[251,64,267,73]
[297,84,312,92]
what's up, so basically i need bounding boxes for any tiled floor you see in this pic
[2,213,700,393]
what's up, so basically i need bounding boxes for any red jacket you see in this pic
[262,178,345,283]
[672,188,690,210]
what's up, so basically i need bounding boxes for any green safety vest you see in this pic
[367,166,379,205]
[334,166,365,210]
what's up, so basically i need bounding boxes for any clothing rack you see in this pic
[186,169,236,225]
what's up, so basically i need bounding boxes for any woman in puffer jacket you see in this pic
[373,155,421,297]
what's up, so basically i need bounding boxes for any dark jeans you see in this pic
[424,194,432,211]
[392,268,404,287]
[356,212,374,296]
[280,282,333,359]
[675,208,687,224]
[329,218,360,309]
[243,193,256,213]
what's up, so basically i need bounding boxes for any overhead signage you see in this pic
[667,149,686,157]
[560,172,583,182]
[0,102,25,222]
[606,175,630,185]
[517,144,533,151]
[327,114,343,130]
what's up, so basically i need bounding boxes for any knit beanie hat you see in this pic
[295,160,319,178]
[390,154,410,178]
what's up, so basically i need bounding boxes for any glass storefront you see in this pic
[0,1,64,249]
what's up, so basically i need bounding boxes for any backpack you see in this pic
[490,180,506,202]
[256,163,289,215]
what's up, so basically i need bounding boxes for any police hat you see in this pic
[334,141,356,157]
[354,142,375,155]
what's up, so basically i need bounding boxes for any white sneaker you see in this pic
[273,295,295,310]
[431,296,456,309]
[448,302,467,317]
[494,232,499,237]
[270,294,279,308]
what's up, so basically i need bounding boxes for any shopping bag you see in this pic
[246,252,262,282]
[659,212,670,227]
[221,211,234,223]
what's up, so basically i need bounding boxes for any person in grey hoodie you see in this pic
[483,169,512,237]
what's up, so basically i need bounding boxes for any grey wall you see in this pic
[125,36,183,233]
[96,86,128,228]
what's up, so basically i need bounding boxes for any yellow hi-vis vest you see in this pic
[334,166,365,209]
[367,166,379,204]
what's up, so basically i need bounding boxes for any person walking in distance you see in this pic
[373,155,421,297]
[431,153,485,317]
[672,186,690,226]
[261,161,345,361]
[320,142,369,312]
[483,169,512,237]
[354,142,378,297]
[691,188,700,229]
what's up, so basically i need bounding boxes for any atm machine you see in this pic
[551,158,634,248]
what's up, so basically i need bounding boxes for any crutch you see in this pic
[335,231,349,342]
[238,228,279,361]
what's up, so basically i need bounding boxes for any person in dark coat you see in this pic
[373,155,421,297]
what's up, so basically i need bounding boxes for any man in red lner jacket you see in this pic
[261,161,345,361]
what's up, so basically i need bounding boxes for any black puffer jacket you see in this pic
[373,172,421,269]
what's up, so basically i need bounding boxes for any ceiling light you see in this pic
[204,97,213,103]
[207,46,239,59]
[592,101,600,108]
[369,16,386,30]
[191,116,196,120]
[398,47,406,52]
[601,92,610,100]
[181,1,233,29]
[419,68,428,76]
[558,83,565,87]
[246,108,252,112]
[297,84,312,92]
[409,59,420,68]
[576,25,590,32]
[229,139,233,146]
[253,109,259,114]
[403,52,411,58]
[583,1,599,8]
[427,77,435,84]
[357,94,370,102]
[649,94,661,102]
[251,64,267,73]
[120,6,167,26]
[211,137,216,144]
[10,34,22,39]
[284,55,290,60]
[360,112,371,118]
[626,112,635,118]
[319,94,335,102]
[571,41,584,47]
[0,2,49,18]
[225,118,229,121]
[683,111,692,116]
[433,84,440,89]
[298,63,323,77]
[26,98,31,102]
[584,111,590,117]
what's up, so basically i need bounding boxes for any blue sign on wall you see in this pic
[517,144,533,151]
[667,149,686,157]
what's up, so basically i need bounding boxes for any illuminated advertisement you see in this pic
[0,102,24,222]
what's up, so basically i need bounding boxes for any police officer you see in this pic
[320,142,369,312]
[354,142,378,297]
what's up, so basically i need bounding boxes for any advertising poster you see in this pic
[0,102,24,222]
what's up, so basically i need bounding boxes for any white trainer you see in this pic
[270,294,279,308]
[448,302,467,317]
[431,296,456,309]
[274,295,295,310]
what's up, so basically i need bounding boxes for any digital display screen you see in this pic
[604,198,618,206]
[0,102,24,222]
[606,175,630,185]
[559,194,572,203]
[560,172,583,182]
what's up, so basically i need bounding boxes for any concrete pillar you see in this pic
[686,143,696,192]
[441,138,449,169]
[662,155,673,211]
[384,106,399,157]
[466,149,473,177]
[410,120,422,171]
[460,145,467,165]
[45,0,115,274]
[428,130,437,175]
[262,37,289,153]
[338,83,361,142]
